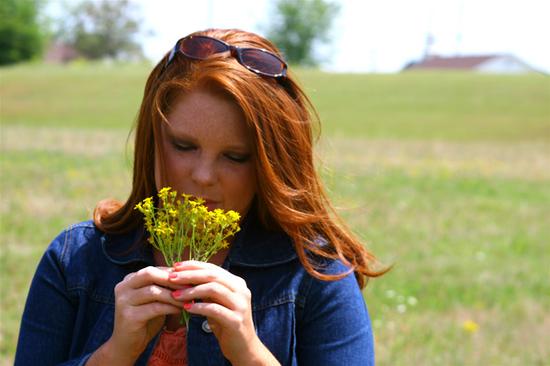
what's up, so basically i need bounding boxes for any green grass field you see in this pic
[1,62,549,365]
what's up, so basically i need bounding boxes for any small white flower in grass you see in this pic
[397,304,407,313]
[475,251,486,261]
[385,289,396,298]
[407,296,418,306]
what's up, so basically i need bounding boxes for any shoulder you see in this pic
[297,256,364,312]
[41,220,146,298]
[29,221,110,296]
[50,220,151,266]
[47,220,104,263]
[299,236,360,293]
[40,220,112,282]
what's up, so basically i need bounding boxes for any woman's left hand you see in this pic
[169,261,279,365]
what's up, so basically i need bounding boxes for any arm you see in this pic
[15,230,185,366]
[296,262,375,366]
[15,231,88,366]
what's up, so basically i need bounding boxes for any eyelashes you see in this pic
[224,153,251,163]
[172,142,195,152]
[170,141,251,163]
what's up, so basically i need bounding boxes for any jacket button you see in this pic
[202,320,212,333]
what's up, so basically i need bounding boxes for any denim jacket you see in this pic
[15,214,374,366]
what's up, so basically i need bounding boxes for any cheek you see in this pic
[167,160,192,188]
[230,166,257,212]
[156,147,191,190]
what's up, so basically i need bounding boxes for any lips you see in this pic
[202,199,221,210]
[187,195,221,210]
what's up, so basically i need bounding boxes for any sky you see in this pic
[51,0,550,73]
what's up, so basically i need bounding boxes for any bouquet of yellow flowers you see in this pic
[135,187,241,325]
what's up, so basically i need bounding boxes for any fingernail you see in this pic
[183,302,193,310]
[169,273,177,279]
[174,262,184,267]
[172,289,182,298]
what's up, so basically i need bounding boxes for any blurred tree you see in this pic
[55,0,144,60]
[266,0,340,66]
[0,0,45,65]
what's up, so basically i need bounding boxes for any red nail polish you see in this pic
[183,302,193,310]
[169,273,177,279]
[174,262,184,267]
[172,289,182,298]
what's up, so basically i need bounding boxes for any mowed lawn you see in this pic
[1,63,549,365]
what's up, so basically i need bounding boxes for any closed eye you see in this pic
[225,153,251,163]
[171,140,196,152]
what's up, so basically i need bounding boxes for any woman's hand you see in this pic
[170,261,280,366]
[87,266,184,365]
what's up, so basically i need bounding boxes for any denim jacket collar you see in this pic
[226,212,297,268]
[100,228,154,266]
[100,213,297,268]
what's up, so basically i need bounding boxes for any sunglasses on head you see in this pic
[165,35,287,79]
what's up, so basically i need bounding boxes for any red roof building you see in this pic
[404,54,539,74]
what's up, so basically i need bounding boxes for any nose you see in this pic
[190,156,217,187]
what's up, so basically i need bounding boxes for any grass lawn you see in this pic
[1,63,549,365]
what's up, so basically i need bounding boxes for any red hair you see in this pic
[94,28,387,288]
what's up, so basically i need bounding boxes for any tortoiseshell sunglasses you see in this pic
[164,35,287,79]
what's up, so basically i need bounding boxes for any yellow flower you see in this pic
[462,320,479,333]
[134,187,241,265]
[134,186,242,327]
[158,187,171,200]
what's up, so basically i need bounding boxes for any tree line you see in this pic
[0,0,338,66]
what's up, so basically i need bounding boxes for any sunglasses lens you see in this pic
[239,49,286,76]
[180,36,228,59]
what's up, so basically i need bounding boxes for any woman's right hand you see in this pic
[87,266,184,365]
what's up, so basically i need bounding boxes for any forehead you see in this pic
[165,89,252,146]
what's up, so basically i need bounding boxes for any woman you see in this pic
[15,28,386,366]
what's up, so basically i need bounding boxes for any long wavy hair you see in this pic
[94,28,387,288]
